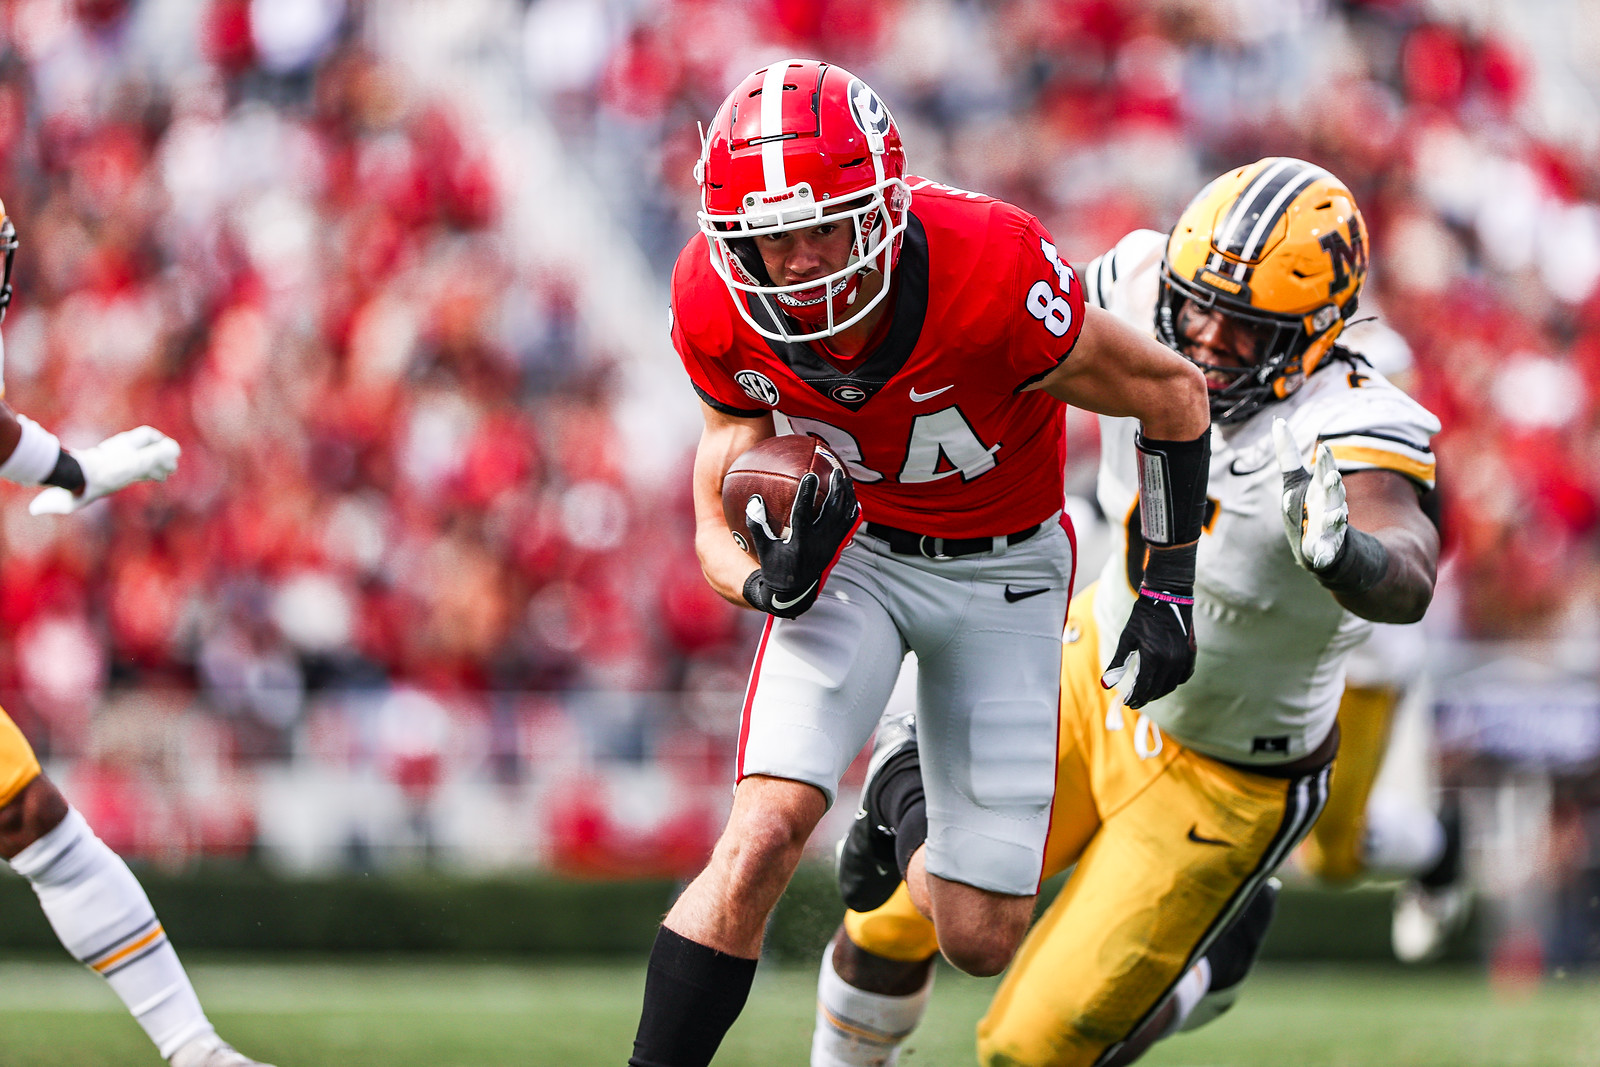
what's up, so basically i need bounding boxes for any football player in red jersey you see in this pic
[0,202,273,1067]
[629,61,1210,1067]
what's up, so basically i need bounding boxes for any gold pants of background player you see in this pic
[846,586,1331,1067]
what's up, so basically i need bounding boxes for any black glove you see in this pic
[1102,543,1197,709]
[743,467,860,619]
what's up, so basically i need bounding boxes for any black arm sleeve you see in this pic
[1135,430,1210,546]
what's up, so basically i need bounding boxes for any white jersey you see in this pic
[1083,229,1441,766]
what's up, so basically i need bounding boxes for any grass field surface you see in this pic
[0,958,1596,1066]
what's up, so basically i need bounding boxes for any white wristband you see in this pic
[0,414,61,484]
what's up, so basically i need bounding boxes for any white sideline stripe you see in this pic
[761,62,791,193]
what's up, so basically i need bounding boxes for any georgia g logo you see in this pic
[847,79,892,139]
[735,370,780,407]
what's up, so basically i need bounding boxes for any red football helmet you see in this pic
[696,59,910,342]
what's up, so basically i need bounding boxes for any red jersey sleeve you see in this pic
[669,240,768,418]
[1006,216,1087,392]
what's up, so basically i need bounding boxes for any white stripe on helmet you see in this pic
[1237,166,1327,263]
[760,62,792,194]
[1214,158,1294,268]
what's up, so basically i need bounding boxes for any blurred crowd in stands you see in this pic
[0,0,1595,889]
[549,0,1600,646]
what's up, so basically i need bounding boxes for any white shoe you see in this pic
[1392,800,1469,964]
[169,1032,276,1067]
[1391,880,1470,963]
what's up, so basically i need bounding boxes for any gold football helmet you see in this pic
[1157,158,1367,423]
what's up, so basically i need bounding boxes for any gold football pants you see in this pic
[1300,684,1398,883]
[0,705,42,809]
[844,585,1331,1067]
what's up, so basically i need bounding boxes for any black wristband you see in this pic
[1136,430,1210,546]
[1315,527,1389,596]
[43,450,84,493]
[1141,541,1197,595]
[742,569,770,612]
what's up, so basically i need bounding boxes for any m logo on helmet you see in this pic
[735,370,780,406]
[1318,215,1367,297]
[847,79,891,139]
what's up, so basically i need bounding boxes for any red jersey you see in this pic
[671,178,1086,538]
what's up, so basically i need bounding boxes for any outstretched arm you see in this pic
[1274,419,1438,624]
[0,399,85,495]
[1025,304,1209,441]
[1336,470,1438,622]
[1027,305,1212,708]
[0,399,180,513]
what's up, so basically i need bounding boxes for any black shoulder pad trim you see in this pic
[693,382,768,419]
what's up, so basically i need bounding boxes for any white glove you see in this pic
[1272,416,1346,572]
[30,426,181,515]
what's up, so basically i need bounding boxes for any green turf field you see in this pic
[0,958,1595,1066]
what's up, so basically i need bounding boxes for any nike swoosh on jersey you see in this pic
[1004,585,1051,603]
[1228,457,1275,476]
[909,384,954,402]
[771,582,819,611]
[1187,825,1230,847]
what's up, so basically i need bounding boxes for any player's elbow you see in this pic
[1139,358,1209,441]
[1346,570,1435,624]
[1171,358,1208,418]
[1371,584,1433,624]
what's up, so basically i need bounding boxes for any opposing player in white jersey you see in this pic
[815,158,1442,1067]
[1293,324,1465,962]
[0,201,274,1067]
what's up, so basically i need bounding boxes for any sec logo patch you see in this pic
[735,370,780,406]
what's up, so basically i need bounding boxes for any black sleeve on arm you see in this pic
[1135,430,1210,546]
[692,382,768,419]
[1314,527,1390,596]
[42,450,84,493]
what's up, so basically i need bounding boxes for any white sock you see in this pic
[8,807,215,1059]
[1362,795,1445,878]
[1169,957,1213,1034]
[811,941,935,1067]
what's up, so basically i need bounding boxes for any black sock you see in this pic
[875,748,928,877]
[629,926,759,1067]
[893,803,927,878]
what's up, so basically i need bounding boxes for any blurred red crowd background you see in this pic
[0,0,1593,873]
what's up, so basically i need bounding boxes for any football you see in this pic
[721,435,846,558]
